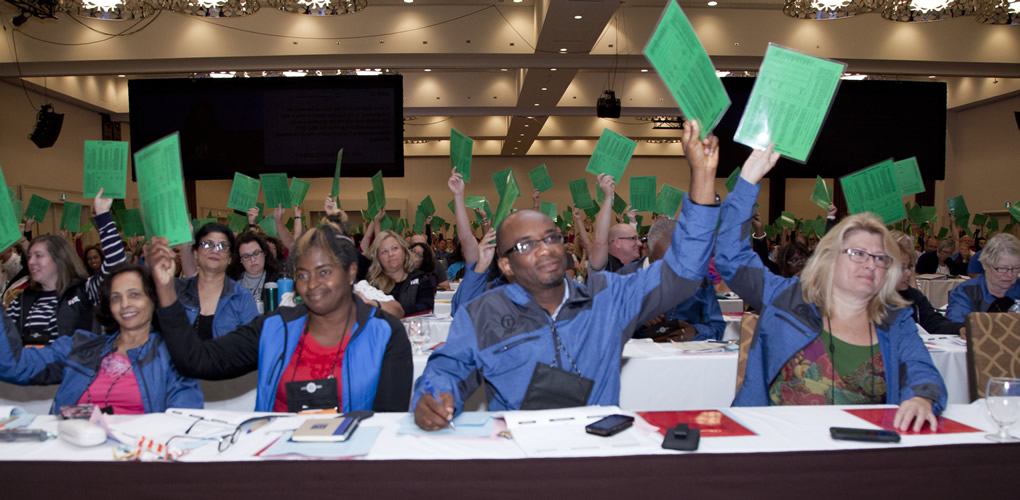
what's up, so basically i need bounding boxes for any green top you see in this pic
[819,329,876,380]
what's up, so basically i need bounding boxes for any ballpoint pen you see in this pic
[423,378,456,429]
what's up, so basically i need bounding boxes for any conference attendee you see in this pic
[716,143,946,432]
[413,119,721,430]
[150,222,412,413]
[750,208,780,275]
[890,231,965,336]
[967,248,984,278]
[367,230,435,316]
[776,241,810,278]
[82,244,102,276]
[227,231,282,312]
[916,238,964,275]
[623,217,725,341]
[176,223,258,340]
[946,233,1020,323]
[588,198,642,273]
[924,237,938,253]
[449,229,501,317]
[7,190,125,345]
[0,263,203,414]
[1,244,29,308]
[409,238,449,291]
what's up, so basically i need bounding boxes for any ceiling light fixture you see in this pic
[64,0,158,20]
[424,68,431,72]
[170,0,260,18]
[640,69,648,73]
[707,0,717,5]
[574,14,582,19]
[268,0,368,16]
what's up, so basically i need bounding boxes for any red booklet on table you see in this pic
[637,410,756,437]
[844,409,981,435]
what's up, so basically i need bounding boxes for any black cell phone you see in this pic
[585,414,635,437]
[662,425,700,451]
[829,427,901,443]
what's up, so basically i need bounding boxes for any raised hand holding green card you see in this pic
[654,184,684,216]
[0,167,22,251]
[734,44,846,163]
[83,140,129,199]
[585,129,636,184]
[24,194,51,223]
[371,171,386,208]
[260,173,292,209]
[810,176,832,210]
[133,133,192,246]
[450,129,473,183]
[227,172,260,212]
[289,178,311,207]
[840,158,906,225]
[643,0,730,140]
[629,176,657,212]
[947,195,969,219]
[60,202,82,233]
[331,149,343,199]
[529,164,553,193]
[569,178,594,209]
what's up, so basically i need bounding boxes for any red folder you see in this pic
[844,408,982,435]
[637,410,756,437]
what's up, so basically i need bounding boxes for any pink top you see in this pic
[77,352,146,415]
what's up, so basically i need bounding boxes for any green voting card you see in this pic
[946,195,969,219]
[612,193,627,215]
[583,204,600,219]
[492,168,514,196]
[0,167,21,251]
[366,191,380,219]
[420,195,435,217]
[654,184,685,216]
[195,218,216,230]
[893,157,925,197]
[493,171,521,227]
[60,202,82,233]
[937,227,949,240]
[260,174,292,209]
[11,199,22,223]
[414,207,427,234]
[331,149,343,199]
[371,171,386,208]
[447,199,456,216]
[1011,202,1020,223]
[289,178,311,207]
[431,215,446,229]
[83,140,129,199]
[585,129,637,184]
[464,196,492,219]
[228,212,248,233]
[971,213,988,228]
[987,217,999,232]
[569,178,594,209]
[810,176,832,210]
[630,176,657,212]
[79,221,93,234]
[812,216,827,238]
[529,164,553,193]
[777,212,796,229]
[643,0,730,140]
[540,201,557,221]
[227,172,260,212]
[119,208,145,238]
[24,194,51,223]
[920,206,938,225]
[725,167,742,194]
[450,129,473,183]
[133,133,192,246]
[840,158,906,225]
[258,216,278,238]
[733,43,846,163]
[380,214,394,233]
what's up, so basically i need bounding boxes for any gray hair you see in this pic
[937,238,956,252]
[979,233,1020,268]
[646,218,675,253]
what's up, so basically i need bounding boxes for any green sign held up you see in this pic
[83,140,129,199]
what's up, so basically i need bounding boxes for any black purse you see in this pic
[520,327,594,410]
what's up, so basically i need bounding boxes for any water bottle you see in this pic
[1009,299,1020,313]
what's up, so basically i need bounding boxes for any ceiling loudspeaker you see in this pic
[1015,111,1019,131]
[29,104,64,149]
[597,90,621,119]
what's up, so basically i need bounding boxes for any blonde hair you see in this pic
[889,230,916,268]
[979,233,1020,269]
[366,230,416,294]
[798,213,910,323]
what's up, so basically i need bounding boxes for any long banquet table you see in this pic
[0,403,1017,498]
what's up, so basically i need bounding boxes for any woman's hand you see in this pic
[247,207,259,225]
[893,396,938,432]
[146,237,180,307]
[373,206,387,223]
[739,142,781,186]
[448,169,465,198]
[273,206,285,222]
[597,173,615,200]
[474,229,497,273]
[93,187,112,216]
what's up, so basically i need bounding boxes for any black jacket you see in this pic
[916,251,967,275]
[17,282,96,343]
[899,286,964,335]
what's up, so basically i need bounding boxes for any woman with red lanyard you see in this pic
[149,221,413,413]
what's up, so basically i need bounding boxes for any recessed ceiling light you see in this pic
[117,74,126,78]
[520,133,525,136]
[550,68,557,72]
[524,124,529,127]
[534,103,540,106]
[423,68,431,72]
[928,75,936,79]
[559,48,567,52]
[513,0,522,2]
[541,87,548,91]
[574,15,582,19]
[404,0,413,3]
[501,68,508,72]
[640,69,648,73]
[707,1,718,6]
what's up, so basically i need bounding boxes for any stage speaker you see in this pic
[29,104,64,149]
[597,90,621,118]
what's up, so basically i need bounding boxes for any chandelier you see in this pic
[267,0,368,16]
[783,0,885,20]
[61,0,159,20]
[169,0,259,18]
[881,0,979,22]
[977,0,1019,23]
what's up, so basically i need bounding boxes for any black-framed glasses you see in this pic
[167,415,277,454]
[614,236,639,242]
[240,249,263,262]
[503,233,565,257]
[991,265,1020,274]
[841,248,894,269]
[198,240,230,253]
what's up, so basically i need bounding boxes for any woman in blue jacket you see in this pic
[0,263,202,414]
[151,222,412,413]
[945,233,1020,324]
[716,144,946,432]
[177,223,258,340]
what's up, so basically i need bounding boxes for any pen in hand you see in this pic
[423,379,456,429]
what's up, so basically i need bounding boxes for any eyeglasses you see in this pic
[503,233,565,257]
[842,248,894,269]
[167,415,277,454]
[614,236,639,242]
[990,265,1020,274]
[198,240,230,253]
[240,249,263,262]
[786,256,807,266]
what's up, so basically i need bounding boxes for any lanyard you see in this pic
[290,302,355,382]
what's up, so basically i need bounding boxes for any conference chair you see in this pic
[964,312,1020,401]
[735,313,759,392]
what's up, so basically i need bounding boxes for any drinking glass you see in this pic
[407,318,425,355]
[985,377,1020,442]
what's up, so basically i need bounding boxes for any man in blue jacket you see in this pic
[414,121,722,430]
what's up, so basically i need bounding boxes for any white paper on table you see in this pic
[502,406,661,457]
[669,341,726,354]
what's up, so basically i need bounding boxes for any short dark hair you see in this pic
[409,242,435,274]
[291,221,359,275]
[227,231,280,280]
[192,222,235,252]
[96,263,159,334]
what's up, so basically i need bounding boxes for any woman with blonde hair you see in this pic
[367,230,435,316]
[715,144,946,432]
[890,231,966,335]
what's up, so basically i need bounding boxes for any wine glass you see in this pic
[407,318,425,355]
[416,321,433,354]
[985,377,1020,442]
